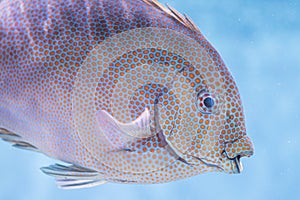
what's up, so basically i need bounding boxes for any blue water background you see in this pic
[0,0,299,199]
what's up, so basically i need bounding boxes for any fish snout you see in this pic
[224,135,254,173]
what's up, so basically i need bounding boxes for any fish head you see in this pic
[155,33,254,174]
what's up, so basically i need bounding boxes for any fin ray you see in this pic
[0,127,39,152]
[142,0,200,32]
[41,163,106,189]
[55,179,106,189]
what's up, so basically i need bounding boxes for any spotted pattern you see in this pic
[0,0,254,184]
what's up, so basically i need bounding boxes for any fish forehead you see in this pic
[0,0,252,183]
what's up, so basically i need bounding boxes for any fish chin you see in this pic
[175,152,225,173]
[181,152,245,174]
[192,156,225,172]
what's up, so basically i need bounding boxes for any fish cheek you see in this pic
[189,113,224,160]
[156,80,225,166]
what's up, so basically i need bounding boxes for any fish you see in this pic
[0,0,254,189]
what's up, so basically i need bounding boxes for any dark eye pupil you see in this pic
[204,97,214,108]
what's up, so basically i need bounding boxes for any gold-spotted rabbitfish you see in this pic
[0,0,254,189]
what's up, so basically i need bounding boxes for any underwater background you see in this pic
[0,0,299,199]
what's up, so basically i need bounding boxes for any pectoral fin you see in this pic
[118,107,151,138]
[96,108,152,148]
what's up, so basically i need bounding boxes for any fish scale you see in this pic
[0,0,254,188]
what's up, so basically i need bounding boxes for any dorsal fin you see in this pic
[0,128,39,152]
[142,0,200,32]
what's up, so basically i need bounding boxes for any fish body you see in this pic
[0,0,254,188]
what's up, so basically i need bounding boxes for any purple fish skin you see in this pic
[0,0,253,186]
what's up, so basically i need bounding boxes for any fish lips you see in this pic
[232,155,243,174]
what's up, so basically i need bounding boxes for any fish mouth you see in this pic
[223,136,254,174]
[223,151,244,174]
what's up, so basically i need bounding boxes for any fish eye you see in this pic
[203,97,215,108]
[197,90,217,114]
